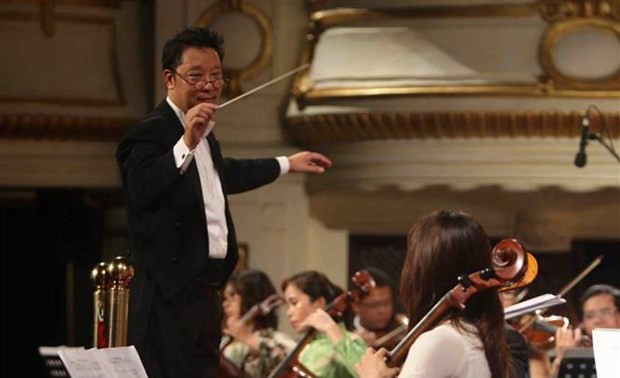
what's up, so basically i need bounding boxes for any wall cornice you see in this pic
[0,113,134,141]
[286,109,620,147]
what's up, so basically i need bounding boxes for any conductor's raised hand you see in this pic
[288,151,332,173]
[183,102,218,149]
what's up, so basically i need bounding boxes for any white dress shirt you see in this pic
[166,97,289,259]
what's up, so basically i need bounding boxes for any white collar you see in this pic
[166,96,185,128]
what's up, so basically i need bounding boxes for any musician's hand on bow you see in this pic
[355,347,400,378]
[288,151,332,174]
[223,316,260,351]
[299,308,345,344]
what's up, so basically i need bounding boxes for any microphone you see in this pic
[574,115,590,168]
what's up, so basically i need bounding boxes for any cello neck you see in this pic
[386,292,453,367]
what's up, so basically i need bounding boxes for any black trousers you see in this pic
[141,275,224,378]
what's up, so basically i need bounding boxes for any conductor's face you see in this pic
[165,47,224,113]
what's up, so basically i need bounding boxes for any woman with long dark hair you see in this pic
[356,209,512,378]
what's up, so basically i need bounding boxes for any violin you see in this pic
[515,254,603,349]
[218,293,284,378]
[385,238,537,368]
[267,270,375,378]
[519,314,570,350]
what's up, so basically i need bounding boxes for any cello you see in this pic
[267,270,375,378]
[218,293,284,378]
[385,238,538,367]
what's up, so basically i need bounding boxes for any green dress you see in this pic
[297,323,367,378]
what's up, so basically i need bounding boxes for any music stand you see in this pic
[557,347,597,378]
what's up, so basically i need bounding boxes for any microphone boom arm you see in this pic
[591,133,620,163]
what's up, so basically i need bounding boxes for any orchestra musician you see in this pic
[351,266,407,350]
[549,283,620,378]
[220,269,296,377]
[278,270,367,378]
[354,209,517,378]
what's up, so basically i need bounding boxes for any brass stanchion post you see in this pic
[91,262,109,348]
[107,256,134,347]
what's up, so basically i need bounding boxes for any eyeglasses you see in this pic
[583,307,618,321]
[171,69,227,90]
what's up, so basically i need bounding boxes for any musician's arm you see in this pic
[333,329,369,376]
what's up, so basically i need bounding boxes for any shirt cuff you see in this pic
[174,137,195,174]
[276,156,289,176]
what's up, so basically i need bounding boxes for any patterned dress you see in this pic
[221,328,296,378]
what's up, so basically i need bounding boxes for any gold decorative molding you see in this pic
[0,113,135,141]
[285,110,620,146]
[538,0,620,22]
[194,0,274,98]
[539,17,620,89]
[293,85,620,110]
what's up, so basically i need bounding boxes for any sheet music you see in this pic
[58,346,148,378]
[97,346,148,378]
[592,328,620,378]
[58,348,114,378]
[504,293,566,320]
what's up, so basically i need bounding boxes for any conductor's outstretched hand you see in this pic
[288,151,332,174]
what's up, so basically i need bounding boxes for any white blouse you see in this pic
[398,322,491,378]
